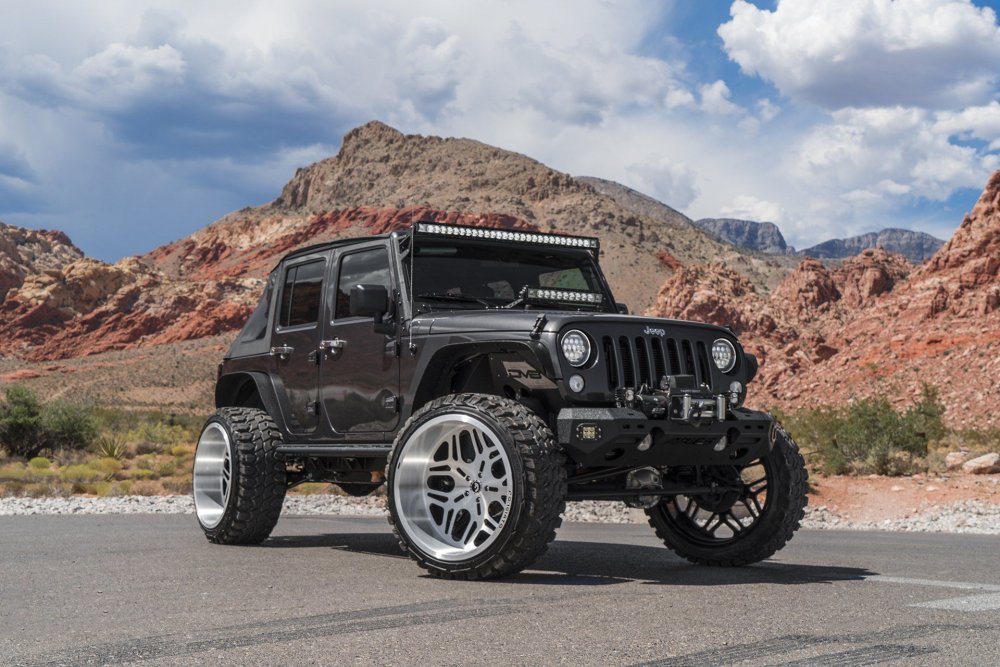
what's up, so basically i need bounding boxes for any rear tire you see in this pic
[645,421,807,566]
[193,407,287,545]
[387,393,566,579]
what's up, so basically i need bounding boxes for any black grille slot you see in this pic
[650,338,666,384]
[666,338,681,375]
[634,337,653,387]
[696,341,713,387]
[681,340,697,382]
[617,336,635,388]
[603,336,619,390]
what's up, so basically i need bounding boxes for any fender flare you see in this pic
[215,371,282,419]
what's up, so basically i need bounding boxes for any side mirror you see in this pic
[350,284,389,318]
[616,302,629,314]
[350,284,395,334]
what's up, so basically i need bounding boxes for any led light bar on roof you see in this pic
[525,287,604,304]
[415,222,599,250]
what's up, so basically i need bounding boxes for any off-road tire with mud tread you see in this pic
[198,407,287,545]
[387,393,567,580]
[645,423,808,566]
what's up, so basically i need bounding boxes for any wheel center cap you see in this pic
[470,480,482,493]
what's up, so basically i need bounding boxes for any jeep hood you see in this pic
[414,310,733,336]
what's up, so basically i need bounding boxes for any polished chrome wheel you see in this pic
[193,422,234,529]
[392,413,513,562]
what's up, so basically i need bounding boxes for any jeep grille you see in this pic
[601,335,712,390]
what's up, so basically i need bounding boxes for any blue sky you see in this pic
[1,0,999,261]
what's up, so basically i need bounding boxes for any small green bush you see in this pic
[28,457,52,470]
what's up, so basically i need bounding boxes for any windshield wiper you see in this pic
[415,293,493,309]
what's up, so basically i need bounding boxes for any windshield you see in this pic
[406,238,612,313]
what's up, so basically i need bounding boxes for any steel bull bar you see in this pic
[556,406,775,468]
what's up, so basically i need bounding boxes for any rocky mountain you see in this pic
[802,228,944,262]
[694,218,791,255]
[0,222,83,301]
[648,170,1000,428]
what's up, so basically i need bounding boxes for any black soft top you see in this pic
[274,233,392,270]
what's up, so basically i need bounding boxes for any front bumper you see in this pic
[556,406,774,467]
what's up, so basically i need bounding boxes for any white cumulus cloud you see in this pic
[719,0,1000,109]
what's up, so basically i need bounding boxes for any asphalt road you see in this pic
[1,515,998,666]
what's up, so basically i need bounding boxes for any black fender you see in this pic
[215,371,282,419]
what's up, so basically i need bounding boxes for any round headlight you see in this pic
[561,330,592,367]
[712,339,737,373]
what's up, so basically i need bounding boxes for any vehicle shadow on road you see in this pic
[520,540,874,586]
[263,532,873,586]
[264,531,412,559]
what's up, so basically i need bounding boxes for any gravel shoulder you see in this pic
[2,494,999,534]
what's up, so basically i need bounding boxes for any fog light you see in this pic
[576,424,601,441]
[637,434,653,451]
[568,374,585,392]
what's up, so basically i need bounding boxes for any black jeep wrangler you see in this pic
[194,222,807,579]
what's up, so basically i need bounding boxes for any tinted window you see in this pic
[278,260,325,327]
[336,249,391,319]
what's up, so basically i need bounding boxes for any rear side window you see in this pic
[335,249,391,319]
[278,260,325,327]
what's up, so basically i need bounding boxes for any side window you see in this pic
[278,259,325,328]
[335,249,391,319]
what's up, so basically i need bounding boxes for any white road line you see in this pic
[914,592,1000,611]
[867,575,1000,592]
[866,575,1000,611]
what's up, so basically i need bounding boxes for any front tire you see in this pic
[645,421,807,566]
[193,407,287,545]
[387,393,566,579]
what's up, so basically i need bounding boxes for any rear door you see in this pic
[270,252,329,435]
[321,244,400,436]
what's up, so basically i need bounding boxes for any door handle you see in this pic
[270,345,294,360]
[319,339,347,357]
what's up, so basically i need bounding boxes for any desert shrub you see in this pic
[0,462,28,481]
[43,400,99,452]
[127,421,191,447]
[135,440,163,455]
[155,460,178,477]
[0,386,97,459]
[162,478,192,494]
[59,464,103,483]
[783,384,947,476]
[88,458,124,481]
[131,480,164,496]
[93,434,129,461]
[167,444,195,458]
[28,457,52,470]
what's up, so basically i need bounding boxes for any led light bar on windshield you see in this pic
[415,222,599,251]
[525,288,604,304]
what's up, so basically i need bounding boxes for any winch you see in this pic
[614,375,738,425]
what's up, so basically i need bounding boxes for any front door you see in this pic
[271,252,328,435]
[321,245,400,435]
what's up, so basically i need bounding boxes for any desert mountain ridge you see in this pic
[0,121,997,427]
[691,217,945,264]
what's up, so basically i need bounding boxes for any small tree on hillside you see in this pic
[0,386,97,459]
